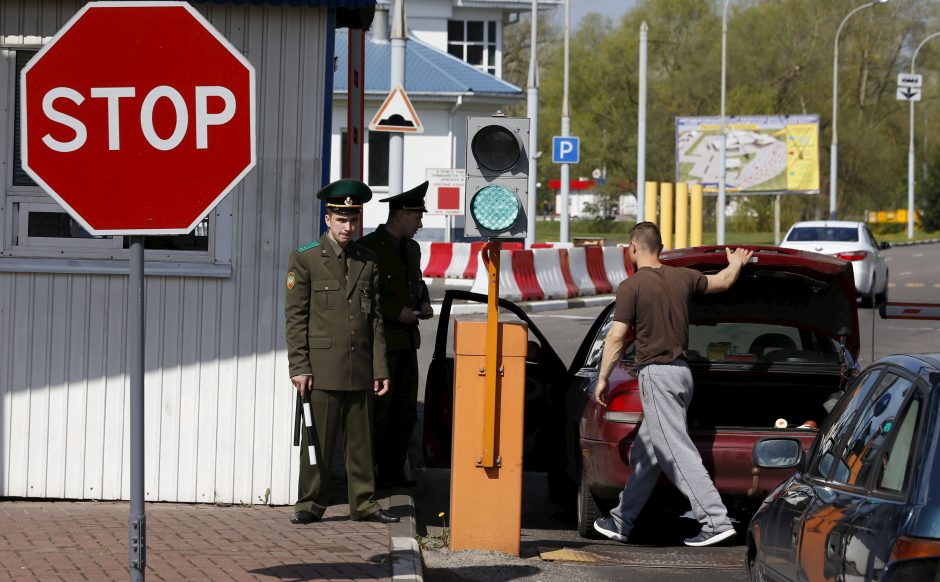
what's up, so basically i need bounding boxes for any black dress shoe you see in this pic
[290,510,319,524]
[359,509,400,524]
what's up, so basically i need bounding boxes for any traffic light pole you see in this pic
[524,0,538,248]
[389,0,406,197]
[129,236,146,581]
[559,0,570,243]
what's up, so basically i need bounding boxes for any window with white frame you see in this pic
[4,48,228,270]
[447,20,498,75]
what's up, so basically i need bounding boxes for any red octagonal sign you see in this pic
[21,1,256,235]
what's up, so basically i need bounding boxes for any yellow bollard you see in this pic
[675,183,689,249]
[660,182,674,250]
[450,320,528,555]
[690,184,703,246]
[644,181,658,225]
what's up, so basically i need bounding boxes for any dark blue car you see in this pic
[746,353,940,581]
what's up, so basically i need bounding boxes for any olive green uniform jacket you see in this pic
[358,224,430,351]
[285,233,389,386]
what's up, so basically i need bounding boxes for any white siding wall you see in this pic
[0,1,329,505]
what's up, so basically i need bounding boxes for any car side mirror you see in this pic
[880,241,891,250]
[753,438,803,469]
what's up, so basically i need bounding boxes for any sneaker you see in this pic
[684,528,736,547]
[593,517,628,543]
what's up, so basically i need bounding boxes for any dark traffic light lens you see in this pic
[471,125,520,172]
[471,185,520,232]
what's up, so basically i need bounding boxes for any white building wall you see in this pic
[0,1,329,505]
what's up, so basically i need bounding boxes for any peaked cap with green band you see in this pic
[318,178,373,215]
[379,180,428,212]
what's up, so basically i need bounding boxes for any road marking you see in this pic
[913,253,923,257]
[899,271,913,276]
[906,283,926,288]
[889,283,896,288]
[934,283,940,288]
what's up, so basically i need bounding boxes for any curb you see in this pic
[390,493,423,581]
[889,238,940,247]
[432,294,615,316]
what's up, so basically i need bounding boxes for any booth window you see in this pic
[368,130,390,187]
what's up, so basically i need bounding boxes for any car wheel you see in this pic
[875,272,889,305]
[576,471,603,539]
[747,541,767,582]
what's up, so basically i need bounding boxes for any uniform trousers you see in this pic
[610,361,733,535]
[373,349,419,477]
[295,389,379,520]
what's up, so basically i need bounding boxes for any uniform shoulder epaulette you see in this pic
[296,240,320,253]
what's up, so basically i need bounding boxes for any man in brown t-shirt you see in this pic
[592,222,752,547]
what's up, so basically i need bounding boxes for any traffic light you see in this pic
[464,116,530,239]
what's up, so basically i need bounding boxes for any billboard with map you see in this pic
[675,115,819,194]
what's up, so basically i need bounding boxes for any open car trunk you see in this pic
[687,368,841,431]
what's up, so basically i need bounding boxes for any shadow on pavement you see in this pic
[424,564,542,582]
[249,561,388,580]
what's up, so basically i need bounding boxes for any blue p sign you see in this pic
[552,136,580,164]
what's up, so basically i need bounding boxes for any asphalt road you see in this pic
[407,242,940,581]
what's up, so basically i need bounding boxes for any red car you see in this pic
[423,246,861,538]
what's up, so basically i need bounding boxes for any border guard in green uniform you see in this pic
[359,181,432,489]
[285,179,399,524]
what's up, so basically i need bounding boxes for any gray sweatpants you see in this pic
[610,361,732,535]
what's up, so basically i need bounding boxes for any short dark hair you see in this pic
[631,221,662,252]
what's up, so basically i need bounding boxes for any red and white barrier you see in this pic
[584,246,613,294]
[418,241,432,273]
[423,242,454,278]
[445,243,472,279]
[533,248,572,299]
[470,249,522,301]
[510,250,545,301]
[603,246,628,289]
[566,247,598,296]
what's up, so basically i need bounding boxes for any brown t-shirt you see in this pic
[613,265,708,366]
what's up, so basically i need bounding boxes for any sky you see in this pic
[569,0,634,27]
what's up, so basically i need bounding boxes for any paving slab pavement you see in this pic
[0,496,409,581]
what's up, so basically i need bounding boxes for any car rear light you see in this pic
[890,536,940,562]
[605,389,643,424]
[836,251,868,261]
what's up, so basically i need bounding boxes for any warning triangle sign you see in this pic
[368,84,423,133]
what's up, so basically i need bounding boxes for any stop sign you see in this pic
[21,2,255,235]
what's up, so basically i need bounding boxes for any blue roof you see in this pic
[334,29,522,97]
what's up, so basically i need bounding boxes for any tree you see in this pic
[919,154,940,232]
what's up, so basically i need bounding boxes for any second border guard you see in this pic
[359,181,432,489]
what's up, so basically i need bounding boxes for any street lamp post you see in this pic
[717,0,731,245]
[908,32,940,240]
[830,0,889,221]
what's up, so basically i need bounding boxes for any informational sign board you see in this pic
[897,73,923,88]
[20,1,256,235]
[675,115,819,194]
[552,136,579,164]
[368,84,423,133]
[897,86,922,102]
[425,167,465,215]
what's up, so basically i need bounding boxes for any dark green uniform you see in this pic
[359,223,429,481]
[285,232,388,519]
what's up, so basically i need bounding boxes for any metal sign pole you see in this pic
[129,236,146,581]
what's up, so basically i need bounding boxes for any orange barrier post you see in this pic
[449,241,527,555]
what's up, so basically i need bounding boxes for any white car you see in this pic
[779,220,890,306]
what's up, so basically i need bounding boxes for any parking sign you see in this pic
[552,136,579,164]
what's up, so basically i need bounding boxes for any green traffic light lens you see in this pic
[471,185,520,233]
[471,125,520,172]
